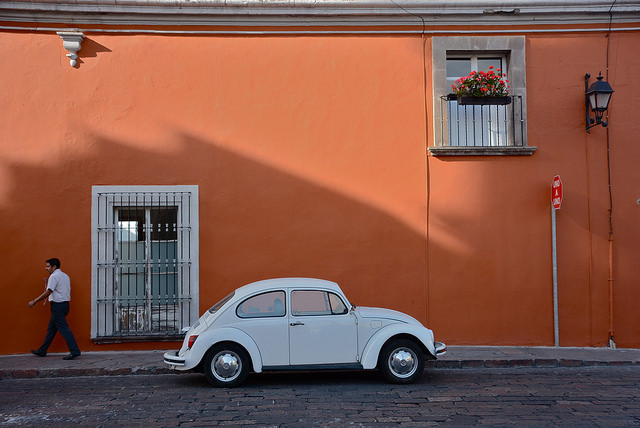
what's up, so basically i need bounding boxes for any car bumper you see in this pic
[435,341,447,357]
[164,351,187,369]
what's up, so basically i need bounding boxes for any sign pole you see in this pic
[551,175,563,347]
[551,203,559,347]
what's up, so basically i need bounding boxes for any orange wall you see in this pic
[425,31,639,348]
[0,28,638,354]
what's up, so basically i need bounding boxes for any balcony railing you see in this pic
[439,95,525,148]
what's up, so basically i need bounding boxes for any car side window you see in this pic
[291,290,348,316]
[328,292,348,315]
[236,291,286,318]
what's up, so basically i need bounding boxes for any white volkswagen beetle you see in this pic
[164,278,446,387]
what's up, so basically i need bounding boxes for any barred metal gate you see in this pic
[91,186,199,342]
[440,95,525,147]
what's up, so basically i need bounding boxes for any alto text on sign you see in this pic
[552,175,563,210]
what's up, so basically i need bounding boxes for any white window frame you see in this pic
[431,36,535,156]
[91,185,199,342]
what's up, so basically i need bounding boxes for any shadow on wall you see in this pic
[0,130,436,353]
[78,38,112,62]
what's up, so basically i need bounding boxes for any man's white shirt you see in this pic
[47,269,71,302]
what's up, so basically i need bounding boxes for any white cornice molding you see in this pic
[2,0,640,30]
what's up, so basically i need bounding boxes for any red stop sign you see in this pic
[552,175,563,210]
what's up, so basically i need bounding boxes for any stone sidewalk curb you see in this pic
[4,366,177,380]
[426,359,639,369]
[1,346,639,380]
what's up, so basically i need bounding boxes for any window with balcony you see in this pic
[430,36,535,156]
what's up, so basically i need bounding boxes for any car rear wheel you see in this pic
[203,343,250,387]
[379,339,424,384]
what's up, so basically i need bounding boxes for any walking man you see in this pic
[28,258,81,360]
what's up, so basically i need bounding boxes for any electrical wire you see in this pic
[389,0,431,324]
[605,0,616,347]
[606,0,615,236]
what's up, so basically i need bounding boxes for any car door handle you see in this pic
[290,321,304,326]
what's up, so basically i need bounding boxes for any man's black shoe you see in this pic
[62,353,81,360]
[31,349,46,357]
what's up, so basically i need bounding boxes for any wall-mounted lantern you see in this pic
[585,72,614,132]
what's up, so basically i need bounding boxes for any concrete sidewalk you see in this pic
[1,346,639,380]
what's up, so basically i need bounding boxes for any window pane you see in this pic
[291,290,332,316]
[328,293,348,315]
[117,207,177,242]
[118,208,144,241]
[477,57,503,73]
[149,207,178,305]
[118,221,139,242]
[151,207,177,241]
[237,291,286,318]
[151,241,177,304]
[446,58,471,79]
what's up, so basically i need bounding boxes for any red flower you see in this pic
[451,68,510,97]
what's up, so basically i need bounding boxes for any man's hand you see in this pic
[29,288,52,308]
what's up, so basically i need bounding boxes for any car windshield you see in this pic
[208,291,235,314]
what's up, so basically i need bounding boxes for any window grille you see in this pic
[91,186,199,342]
[440,95,525,147]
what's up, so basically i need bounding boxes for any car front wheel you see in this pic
[379,339,425,384]
[203,343,250,387]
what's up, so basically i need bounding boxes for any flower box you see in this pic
[450,66,511,103]
[457,95,512,105]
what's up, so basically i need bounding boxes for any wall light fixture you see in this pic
[585,72,614,132]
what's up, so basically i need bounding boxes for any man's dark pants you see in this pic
[37,301,80,355]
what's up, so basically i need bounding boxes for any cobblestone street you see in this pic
[2,366,639,426]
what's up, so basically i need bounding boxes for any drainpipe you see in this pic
[604,128,616,349]
[605,0,616,351]
[605,115,615,349]
[608,233,615,349]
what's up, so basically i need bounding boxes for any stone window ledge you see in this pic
[428,146,537,157]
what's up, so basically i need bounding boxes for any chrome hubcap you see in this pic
[388,348,417,378]
[213,351,241,381]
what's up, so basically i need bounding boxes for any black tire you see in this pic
[203,343,250,387]
[379,339,425,384]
